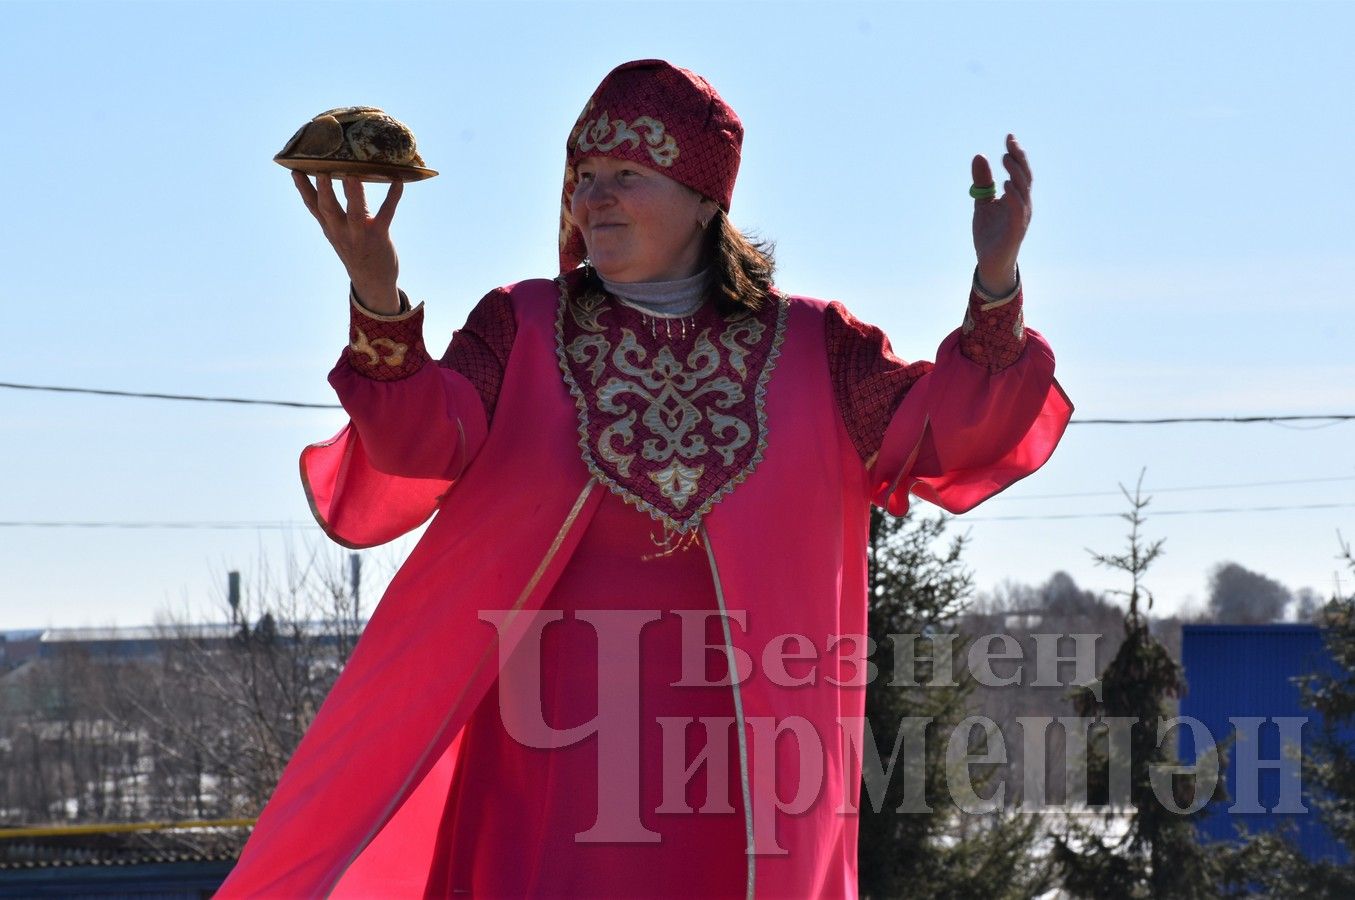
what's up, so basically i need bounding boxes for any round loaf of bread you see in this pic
[276,107,436,181]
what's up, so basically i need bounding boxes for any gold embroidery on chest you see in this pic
[578,326,753,474]
[570,291,609,334]
[556,280,788,532]
[650,460,705,509]
[719,314,765,380]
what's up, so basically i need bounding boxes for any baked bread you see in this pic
[276,107,436,181]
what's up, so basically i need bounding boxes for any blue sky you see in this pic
[3,0,1354,628]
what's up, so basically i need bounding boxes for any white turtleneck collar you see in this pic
[599,268,708,318]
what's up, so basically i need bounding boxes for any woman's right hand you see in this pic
[293,172,405,315]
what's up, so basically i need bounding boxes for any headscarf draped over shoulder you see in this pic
[559,59,744,273]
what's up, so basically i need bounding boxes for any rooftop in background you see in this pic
[1,621,359,667]
[19,624,238,643]
[0,824,242,896]
[1180,623,1352,865]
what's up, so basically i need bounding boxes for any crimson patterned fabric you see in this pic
[346,289,517,421]
[438,288,517,420]
[559,59,744,273]
[960,287,1026,373]
[344,295,430,382]
[556,272,786,533]
[825,301,934,463]
[827,287,1028,462]
[348,278,1027,474]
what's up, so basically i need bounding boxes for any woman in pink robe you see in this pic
[218,59,1071,898]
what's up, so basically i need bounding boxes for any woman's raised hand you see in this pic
[293,172,404,315]
[971,134,1032,297]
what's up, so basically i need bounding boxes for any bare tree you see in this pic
[118,536,373,822]
[0,533,398,857]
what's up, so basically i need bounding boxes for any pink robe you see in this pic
[218,276,1071,897]
[429,489,746,896]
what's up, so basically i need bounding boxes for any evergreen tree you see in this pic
[1051,473,1223,899]
[1298,557,1355,874]
[858,507,1050,899]
[1220,537,1355,897]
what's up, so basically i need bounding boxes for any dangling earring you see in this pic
[580,257,605,305]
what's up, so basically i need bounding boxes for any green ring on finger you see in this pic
[969,184,997,200]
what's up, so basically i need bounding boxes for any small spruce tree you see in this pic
[858,507,1050,899]
[1052,472,1223,899]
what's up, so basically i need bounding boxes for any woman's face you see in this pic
[571,155,714,283]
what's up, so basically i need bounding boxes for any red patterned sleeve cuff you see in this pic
[344,288,431,381]
[959,272,1026,373]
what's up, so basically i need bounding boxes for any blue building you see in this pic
[1179,623,1351,863]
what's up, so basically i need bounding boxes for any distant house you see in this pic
[1180,623,1352,864]
[0,828,238,897]
[3,622,353,667]
[0,631,42,670]
[1,626,246,716]
[26,625,240,662]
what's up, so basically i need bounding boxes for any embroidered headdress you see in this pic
[559,59,744,273]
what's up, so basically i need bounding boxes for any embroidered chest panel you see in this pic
[555,279,788,533]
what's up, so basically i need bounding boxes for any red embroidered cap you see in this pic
[559,59,744,273]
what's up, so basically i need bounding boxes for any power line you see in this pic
[0,382,339,410]
[1072,415,1355,425]
[966,501,1355,523]
[7,476,1354,529]
[5,497,1355,530]
[0,521,311,530]
[1,381,1352,426]
[994,474,1355,501]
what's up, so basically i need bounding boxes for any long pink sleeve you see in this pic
[300,289,516,548]
[826,285,1071,516]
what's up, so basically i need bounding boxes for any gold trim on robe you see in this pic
[701,525,756,900]
[555,275,788,535]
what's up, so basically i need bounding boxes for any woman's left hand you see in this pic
[971,134,1032,296]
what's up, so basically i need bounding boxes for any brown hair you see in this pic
[703,209,776,313]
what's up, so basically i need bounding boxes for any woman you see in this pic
[220,59,1070,898]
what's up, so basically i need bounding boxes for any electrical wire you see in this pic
[966,501,1355,523]
[0,381,339,409]
[0,521,309,530]
[1072,415,1355,425]
[1,381,1352,426]
[5,497,1355,530]
[993,474,1355,501]
[2,383,1352,529]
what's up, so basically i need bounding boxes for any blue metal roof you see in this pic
[1180,623,1351,863]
